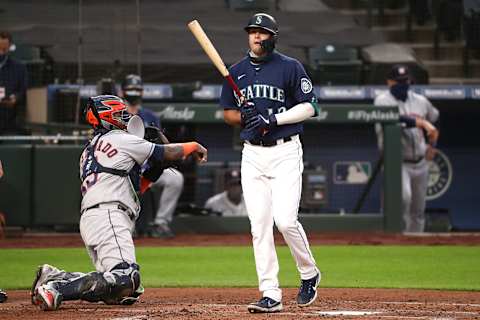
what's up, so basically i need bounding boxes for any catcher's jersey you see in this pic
[79,130,157,214]
[375,90,439,161]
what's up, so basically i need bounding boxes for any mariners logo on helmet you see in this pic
[245,13,278,36]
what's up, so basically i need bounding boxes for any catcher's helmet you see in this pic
[85,95,132,131]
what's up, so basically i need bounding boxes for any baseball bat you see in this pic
[187,20,244,101]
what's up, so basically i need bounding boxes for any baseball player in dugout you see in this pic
[30,95,207,311]
[204,169,247,216]
[220,13,321,313]
[375,65,440,233]
[121,74,185,238]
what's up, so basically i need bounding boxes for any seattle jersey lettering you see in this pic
[236,84,285,105]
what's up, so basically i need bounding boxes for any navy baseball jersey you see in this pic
[220,51,317,141]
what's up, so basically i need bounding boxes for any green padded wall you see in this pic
[32,145,83,226]
[0,145,33,227]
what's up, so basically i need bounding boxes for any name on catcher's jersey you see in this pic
[220,51,317,141]
[79,130,157,214]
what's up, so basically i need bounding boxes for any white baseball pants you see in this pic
[241,136,318,302]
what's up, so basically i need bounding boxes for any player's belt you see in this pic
[248,134,298,147]
[82,202,135,220]
[404,157,425,164]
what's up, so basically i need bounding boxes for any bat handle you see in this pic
[225,75,245,103]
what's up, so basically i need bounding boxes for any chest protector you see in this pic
[81,134,129,181]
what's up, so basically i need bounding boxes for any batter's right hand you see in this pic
[240,101,258,128]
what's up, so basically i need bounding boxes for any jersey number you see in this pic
[268,107,287,115]
[81,173,98,196]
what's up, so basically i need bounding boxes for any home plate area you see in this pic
[2,288,480,320]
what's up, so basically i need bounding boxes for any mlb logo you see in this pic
[334,162,371,184]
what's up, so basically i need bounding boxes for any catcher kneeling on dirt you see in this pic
[31,95,207,311]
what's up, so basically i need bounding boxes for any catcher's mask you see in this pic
[85,95,133,131]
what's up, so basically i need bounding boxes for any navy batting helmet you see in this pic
[244,13,278,36]
[245,13,278,55]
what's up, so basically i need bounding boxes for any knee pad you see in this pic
[104,262,142,305]
[77,262,141,305]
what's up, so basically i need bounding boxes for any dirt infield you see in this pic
[1,288,479,320]
[1,232,480,248]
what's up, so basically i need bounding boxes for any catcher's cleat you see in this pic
[297,271,321,307]
[247,297,283,313]
[0,289,7,303]
[34,284,62,311]
[31,264,58,305]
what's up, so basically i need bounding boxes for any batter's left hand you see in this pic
[255,113,277,134]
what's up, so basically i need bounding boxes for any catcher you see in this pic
[30,95,207,311]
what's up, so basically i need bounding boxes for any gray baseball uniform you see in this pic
[151,168,184,225]
[375,90,439,232]
[80,130,155,271]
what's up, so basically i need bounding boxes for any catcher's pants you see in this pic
[241,136,318,302]
[151,168,184,225]
[402,160,429,233]
[80,203,137,272]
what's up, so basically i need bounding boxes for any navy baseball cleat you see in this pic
[247,297,283,313]
[0,289,7,303]
[297,271,321,307]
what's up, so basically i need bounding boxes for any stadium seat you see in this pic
[463,3,480,77]
[10,44,46,87]
[308,44,363,85]
[227,0,273,11]
[360,43,429,84]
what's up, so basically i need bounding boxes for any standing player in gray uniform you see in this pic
[122,74,184,238]
[220,13,320,313]
[30,95,207,311]
[375,65,439,233]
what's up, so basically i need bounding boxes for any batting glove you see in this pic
[240,101,258,128]
[248,113,277,134]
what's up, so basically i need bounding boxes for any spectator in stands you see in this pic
[0,31,27,134]
[121,74,184,238]
[204,169,247,216]
[375,65,439,233]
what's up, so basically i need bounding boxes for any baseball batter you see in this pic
[375,65,439,233]
[31,95,207,311]
[220,13,320,313]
